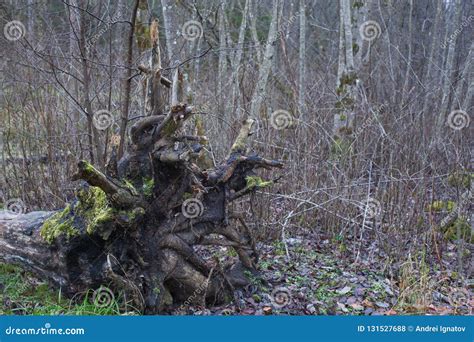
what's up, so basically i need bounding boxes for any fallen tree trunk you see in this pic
[0,108,282,313]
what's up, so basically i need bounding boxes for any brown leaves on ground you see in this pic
[171,235,472,316]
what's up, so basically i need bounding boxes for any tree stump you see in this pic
[0,105,282,313]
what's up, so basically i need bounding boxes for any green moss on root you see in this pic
[123,179,139,196]
[117,207,145,223]
[40,205,77,243]
[82,160,96,174]
[76,186,114,235]
[41,184,148,243]
[142,177,155,198]
[245,176,273,189]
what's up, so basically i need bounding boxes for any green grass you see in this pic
[0,263,135,315]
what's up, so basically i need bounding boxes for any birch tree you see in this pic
[249,0,262,63]
[217,2,227,115]
[437,0,462,133]
[453,41,474,112]
[421,0,442,120]
[401,0,413,107]
[229,0,250,117]
[160,0,176,63]
[333,0,357,140]
[298,0,306,119]
[249,0,280,119]
[118,0,140,159]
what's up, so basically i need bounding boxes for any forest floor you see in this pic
[0,232,472,315]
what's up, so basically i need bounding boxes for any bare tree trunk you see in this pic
[421,0,442,115]
[249,0,262,63]
[463,62,474,112]
[401,0,413,107]
[336,1,345,93]
[453,41,474,111]
[79,6,104,168]
[421,0,442,143]
[145,19,165,116]
[333,0,357,139]
[229,0,250,117]
[341,0,354,72]
[161,0,176,63]
[437,0,462,134]
[352,0,367,71]
[118,0,140,160]
[65,0,81,158]
[217,2,227,117]
[171,68,180,106]
[249,0,280,119]
[298,0,306,119]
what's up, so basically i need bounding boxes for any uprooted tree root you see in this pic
[0,106,282,313]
